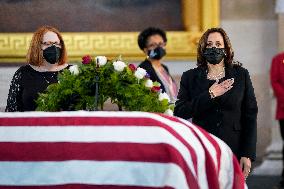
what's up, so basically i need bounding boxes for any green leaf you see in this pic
[36,56,174,113]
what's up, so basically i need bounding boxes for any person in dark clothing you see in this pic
[5,26,69,112]
[138,27,177,102]
[174,27,258,179]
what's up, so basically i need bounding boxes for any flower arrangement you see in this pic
[36,55,174,115]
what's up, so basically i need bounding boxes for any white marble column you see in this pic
[253,95,283,175]
[252,0,284,175]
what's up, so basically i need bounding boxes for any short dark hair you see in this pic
[137,27,167,50]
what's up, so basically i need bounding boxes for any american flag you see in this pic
[0,111,246,189]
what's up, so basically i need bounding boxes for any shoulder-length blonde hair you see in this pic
[197,27,235,68]
[27,26,67,66]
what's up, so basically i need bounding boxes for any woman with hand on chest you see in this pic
[174,28,258,179]
[5,26,69,112]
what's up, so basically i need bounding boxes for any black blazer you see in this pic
[174,65,258,160]
[138,59,171,93]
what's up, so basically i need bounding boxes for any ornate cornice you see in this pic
[0,0,219,63]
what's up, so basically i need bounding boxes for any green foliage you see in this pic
[36,56,173,113]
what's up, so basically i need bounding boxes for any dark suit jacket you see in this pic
[174,65,258,160]
[138,59,172,93]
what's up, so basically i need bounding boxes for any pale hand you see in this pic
[209,78,234,98]
[240,157,251,179]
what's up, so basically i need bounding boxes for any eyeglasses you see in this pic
[146,42,166,49]
[41,41,61,47]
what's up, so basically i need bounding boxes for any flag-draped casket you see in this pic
[0,111,246,189]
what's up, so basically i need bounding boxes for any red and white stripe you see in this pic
[0,111,246,189]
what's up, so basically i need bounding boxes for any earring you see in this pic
[223,50,227,57]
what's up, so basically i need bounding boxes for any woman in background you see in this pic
[138,27,177,102]
[6,25,69,111]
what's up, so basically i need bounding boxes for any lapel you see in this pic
[224,66,236,80]
[144,59,166,92]
[143,59,159,80]
[195,67,210,93]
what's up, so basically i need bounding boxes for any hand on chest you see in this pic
[192,74,245,109]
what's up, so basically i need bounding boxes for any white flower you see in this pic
[159,92,170,102]
[145,79,153,88]
[134,67,147,79]
[96,56,107,66]
[69,65,79,75]
[113,61,127,72]
[164,109,173,116]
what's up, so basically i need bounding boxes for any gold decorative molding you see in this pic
[0,0,219,63]
[182,0,220,31]
[201,0,220,31]
[182,0,201,32]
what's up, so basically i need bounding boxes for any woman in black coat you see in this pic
[174,28,258,179]
[137,27,177,102]
[6,26,69,112]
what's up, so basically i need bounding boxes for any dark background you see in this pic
[0,0,184,32]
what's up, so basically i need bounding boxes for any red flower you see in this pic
[151,86,161,92]
[128,64,136,72]
[82,55,92,64]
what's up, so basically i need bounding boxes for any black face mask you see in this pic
[43,45,61,64]
[203,47,225,65]
[147,47,166,60]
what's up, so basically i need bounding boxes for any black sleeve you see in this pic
[5,69,24,112]
[174,71,215,119]
[138,61,157,83]
[240,69,258,160]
